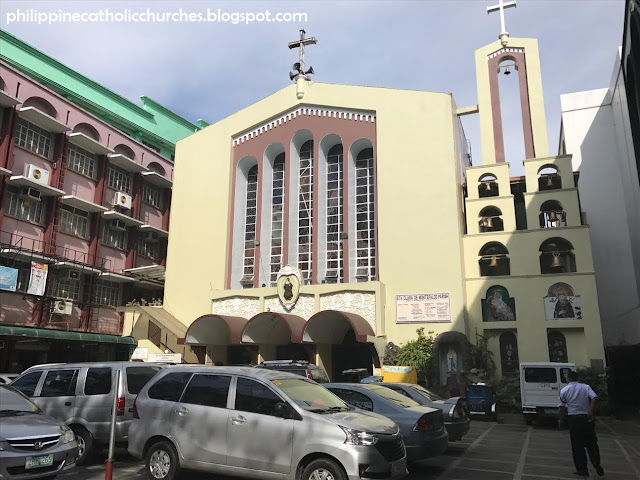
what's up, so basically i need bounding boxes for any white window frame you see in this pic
[297,140,313,283]
[107,164,132,193]
[5,186,45,224]
[52,274,81,301]
[15,118,52,158]
[101,224,127,250]
[67,144,96,178]
[138,239,160,260]
[59,204,90,238]
[242,165,259,287]
[94,280,120,306]
[352,148,376,282]
[269,154,285,286]
[142,181,162,209]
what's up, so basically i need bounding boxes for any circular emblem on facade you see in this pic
[276,265,302,310]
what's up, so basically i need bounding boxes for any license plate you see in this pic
[391,459,405,476]
[25,454,53,470]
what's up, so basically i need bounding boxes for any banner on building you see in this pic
[0,266,19,292]
[396,293,451,323]
[26,262,48,296]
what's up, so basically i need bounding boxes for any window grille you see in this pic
[298,140,313,282]
[102,224,127,249]
[326,145,343,283]
[138,239,160,260]
[242,165,259,287]
[52,275,81,301]
[142,181,163,209]
[15,118,51,157]
[94,280,120,306]
[270,154,285,285]
[67,144,95,178]
[107,164,132,193]
[355,148,375,281]
[59,204,90,238]
[5,186,44,223]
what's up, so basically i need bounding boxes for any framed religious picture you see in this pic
[544,283,582,320]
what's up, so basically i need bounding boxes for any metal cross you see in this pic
[487,0,517,36]
[288,29,317,78]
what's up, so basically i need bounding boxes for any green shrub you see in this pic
[396,328,435,385]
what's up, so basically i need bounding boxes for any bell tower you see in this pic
[477,0,549,164]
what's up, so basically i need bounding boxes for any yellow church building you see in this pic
[124,24,606,385]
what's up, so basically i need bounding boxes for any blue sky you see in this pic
[1,0,626,170]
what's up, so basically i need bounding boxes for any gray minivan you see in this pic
[128,366,408,480]
[11,361,164,464]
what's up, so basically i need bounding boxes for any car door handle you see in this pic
[64,402,72,406]
[231,416,246,425]
[175,407,189,416]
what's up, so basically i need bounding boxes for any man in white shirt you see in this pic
[558,370,604,477]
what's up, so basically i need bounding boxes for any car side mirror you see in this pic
[274,402,295,419]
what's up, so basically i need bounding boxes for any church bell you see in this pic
[489,255,499,267]
[545,175,555,187]
[485,216,493,228]
[551,252,562,268]
[548,210,559,223]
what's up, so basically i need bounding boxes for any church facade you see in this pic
[130,31,606,386]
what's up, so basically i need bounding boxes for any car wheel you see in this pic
[72,427,94,466]
[302,458,347,480]
[146,441,181,480]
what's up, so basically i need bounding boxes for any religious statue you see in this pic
[446,347,458,372]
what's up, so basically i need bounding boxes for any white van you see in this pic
[519,362,575,424]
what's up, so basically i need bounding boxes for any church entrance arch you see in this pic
[303,310,377,381]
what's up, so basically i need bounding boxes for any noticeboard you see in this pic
[395,293,451,323]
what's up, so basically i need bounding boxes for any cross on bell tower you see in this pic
[487,0,516,46]
[288,29,317,99]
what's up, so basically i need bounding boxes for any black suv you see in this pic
[254,360,330,383]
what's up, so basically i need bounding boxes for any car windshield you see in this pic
[411,385,444,401]
[0,386,40,415]
[273,378,352,412]
[363,385,421,408]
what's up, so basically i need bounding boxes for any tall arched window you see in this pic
[270,153,285,286]
[298,140,313,282]
[355,148,376,281]
[548,331,568,363]
[242,165,259,287]
[499,332,519,375]
[326,145,344,283]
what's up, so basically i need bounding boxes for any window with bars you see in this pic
[355,148,376,282]
[101,224,127,250]
[242,165,259,288]
[270,153,285,286]
[15,118,52,158]
[52,275,81,301]
[67,144,96,178]
[5,186,45,224]
[298,140,313,283]
[107,164,132,193]
[93,280,121,306]
[142,181,163,209]
[326,145,344,283]
[59,204,90,238]
[138,239,160,260]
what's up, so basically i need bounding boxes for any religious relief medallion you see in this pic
[277,265,302,310]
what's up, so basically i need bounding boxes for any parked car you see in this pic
[465,383,499,421]
[380,383,470,440]
[128,366,408,480]
[0,373,19,385]
[520,362,575,425]
[324,383,448,462]
[11,361,165,464]
[0,384,78,479]
[254,360,330,383]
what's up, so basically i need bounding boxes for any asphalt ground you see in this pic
[59,415,640,480]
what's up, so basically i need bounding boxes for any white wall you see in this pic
[559,49,640,346]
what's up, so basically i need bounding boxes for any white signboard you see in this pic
[148,353,182,363]
[396,293,451,323]
[130,347,148,360]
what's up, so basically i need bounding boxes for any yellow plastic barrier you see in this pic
[382,365,417,384]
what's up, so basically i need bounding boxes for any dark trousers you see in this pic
[568,415,601,472]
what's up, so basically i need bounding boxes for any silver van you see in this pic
[10,361,164,464]
[128,366,408,480]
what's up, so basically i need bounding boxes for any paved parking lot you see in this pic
[60,416,640,480]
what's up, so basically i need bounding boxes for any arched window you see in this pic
[298,140,313,283]
[478,173,499,198]
[269,153,285,286]
[326,144,344,283]
[147,162,166,176]
[73,123,100,142]
[23,97,57,118]
[355,148,376,281]
[242,165,259,288]
[479,242,510,276]
[499,332,519,375]
[548,331,568,363]
[539,200,566,228]
[113,144,136,160]
[538,165,561,191]
[539,237,576,274]
[479,206,504,232]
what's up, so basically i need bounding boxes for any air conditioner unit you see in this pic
[113,191,132,210]
[110,219,127,231]
[52,299,73,316]
[142,231,160,243]
[66,270,80,280]
[24,164,51,186]
[20,187,42,202]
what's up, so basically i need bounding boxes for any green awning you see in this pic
[0,325,137,345]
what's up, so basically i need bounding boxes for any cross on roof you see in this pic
[288,29,317,80]
[487,0,517,36]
